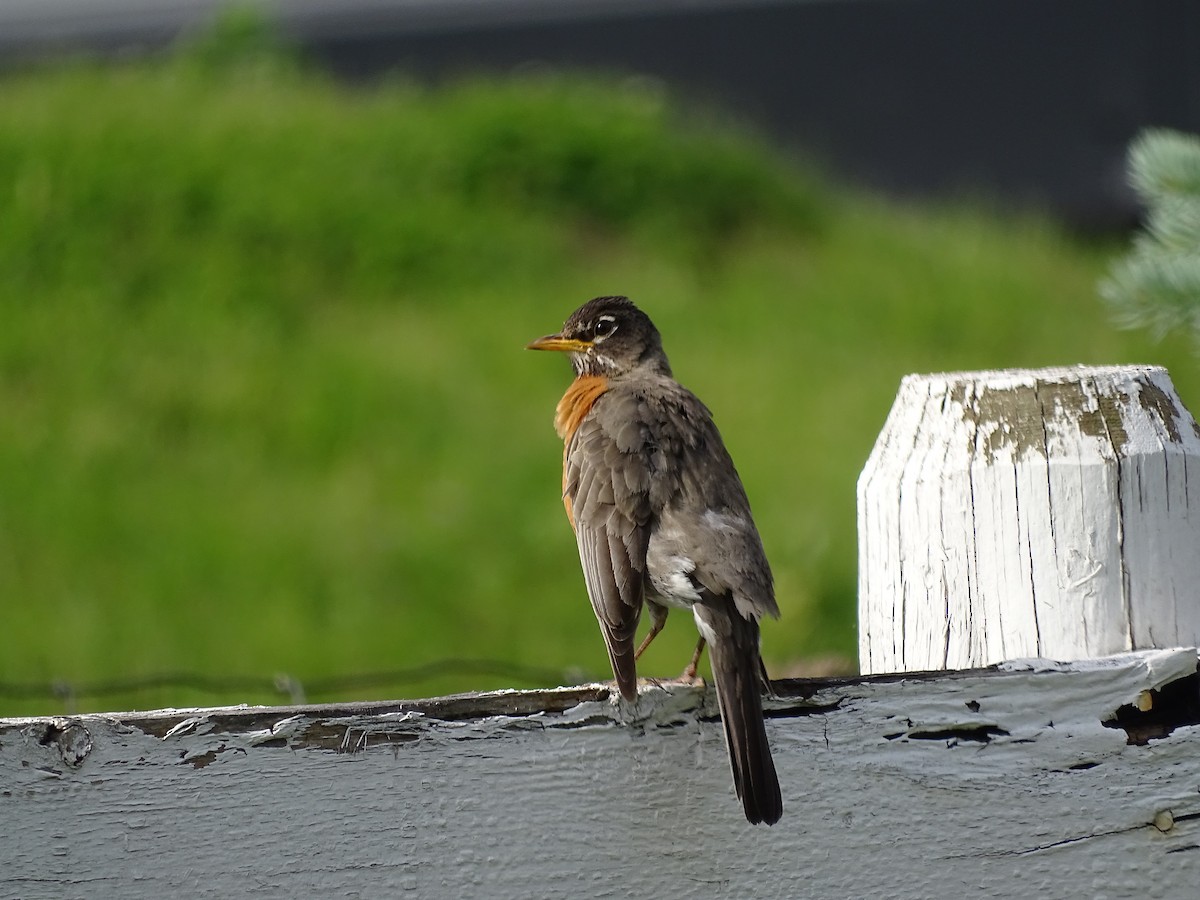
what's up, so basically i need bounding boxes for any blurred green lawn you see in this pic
[1,38,1194,715]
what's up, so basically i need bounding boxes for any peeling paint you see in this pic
[1138,378,1184,444]
[944,370,1163,466]
[30,718,92,767]
[974,382,1046,463]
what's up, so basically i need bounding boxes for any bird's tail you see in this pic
[703,606,782,826]
[602,628,639,702]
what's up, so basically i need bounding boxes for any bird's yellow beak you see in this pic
[526,334,593,353]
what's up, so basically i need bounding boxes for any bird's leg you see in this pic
[635,603,706,689]
[757,655,776,698]
[680,636,707,682]
[634,603,669,660]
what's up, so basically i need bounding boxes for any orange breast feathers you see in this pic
[554,374,609,530]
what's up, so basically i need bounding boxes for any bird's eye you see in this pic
[593,316,618,340]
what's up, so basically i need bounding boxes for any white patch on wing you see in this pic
[692,606,718,645]
[647,522,704,607]
[702,509,748,533]
[658,557,703,605]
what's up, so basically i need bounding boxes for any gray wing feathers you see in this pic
[565,414,651,701]
[634,380,780,623]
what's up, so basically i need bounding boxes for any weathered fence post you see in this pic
[858,364,1200,674]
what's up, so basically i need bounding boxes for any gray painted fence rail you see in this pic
[3,648,1199,898]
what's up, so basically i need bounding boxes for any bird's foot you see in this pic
[645,672,706,691]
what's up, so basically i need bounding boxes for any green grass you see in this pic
[1,41,1193,716]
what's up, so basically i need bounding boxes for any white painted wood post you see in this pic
[858,365,1200,675]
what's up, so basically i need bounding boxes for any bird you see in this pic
[527,295,782,826]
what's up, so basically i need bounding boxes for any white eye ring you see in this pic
[594,315,618,340]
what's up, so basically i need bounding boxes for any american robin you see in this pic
[528,295,783,826]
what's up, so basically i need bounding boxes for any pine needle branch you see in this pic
[1100,129,1200,345]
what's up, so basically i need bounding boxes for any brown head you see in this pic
[527,296,672,379]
